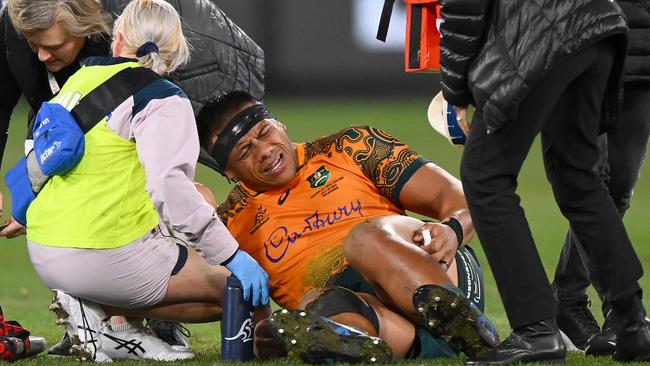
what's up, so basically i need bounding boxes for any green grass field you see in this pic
[0,97,648,365]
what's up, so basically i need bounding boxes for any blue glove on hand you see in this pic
[224,250,270,306]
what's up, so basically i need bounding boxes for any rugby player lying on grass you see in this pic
[196,91,499,363]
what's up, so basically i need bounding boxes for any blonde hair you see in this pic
[7,0,110,41]
[113,0,190,75]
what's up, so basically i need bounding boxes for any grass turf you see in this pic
[0,96,648,365]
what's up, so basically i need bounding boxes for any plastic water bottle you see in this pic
[220,276,254,361]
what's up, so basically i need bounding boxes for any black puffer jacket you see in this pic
[439,0,628,133]
[0,0,264,169]
[103,0,264,111]
[619,0,650,84]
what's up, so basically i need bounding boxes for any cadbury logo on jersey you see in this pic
[307,166,330,188]
[263,199,364,263]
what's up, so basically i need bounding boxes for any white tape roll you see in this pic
[421,229,432,246]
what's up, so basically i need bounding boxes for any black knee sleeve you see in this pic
[306,286,380,334]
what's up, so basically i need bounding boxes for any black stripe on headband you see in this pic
[212,104,274,175]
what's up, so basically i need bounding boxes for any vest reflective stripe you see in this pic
[26,62,159,248]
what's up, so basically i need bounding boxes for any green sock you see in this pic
[406,326,456,359]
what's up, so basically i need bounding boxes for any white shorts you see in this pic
[27,225,186,308]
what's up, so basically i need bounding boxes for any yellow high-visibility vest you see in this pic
[27,61,158,248]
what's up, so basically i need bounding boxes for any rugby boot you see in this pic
[585,309,616,356]
[100,321,195,361]
[147,319,192,353]
[48,321,195,357]
[413,284,499,359]
[465,318,566,365]
[556,297,600,351]
[49,290,112,362]
[270,309,393,364]
[47,333,72,357]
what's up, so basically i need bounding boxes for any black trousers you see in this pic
[552,85,650,314]
[460,41,644,328]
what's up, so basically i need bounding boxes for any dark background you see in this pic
[215,0,440,96]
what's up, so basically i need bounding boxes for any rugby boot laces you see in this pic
[465,318,566,365]
[270,309,393,364]
[147,319,192,352]
[100,321,194,361]
[413,284,499,359]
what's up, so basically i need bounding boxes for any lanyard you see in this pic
[47,71,60,95]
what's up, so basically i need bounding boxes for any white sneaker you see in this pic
[49,290,112,362]
[147,319,192,353]
[100,321,195,361]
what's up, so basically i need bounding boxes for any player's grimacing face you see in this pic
[225,118,299,191]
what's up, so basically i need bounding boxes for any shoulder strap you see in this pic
[71,67,161,133]
[376,0,395,41]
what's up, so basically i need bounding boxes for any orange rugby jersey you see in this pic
[218,126,429,308]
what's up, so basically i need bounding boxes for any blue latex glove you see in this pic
[224,250,270,306]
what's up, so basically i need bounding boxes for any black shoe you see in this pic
[613,307,650,362]
[465,319,566,365]
[47,333,72,357]
[147,319,191,352]
[413,284,499,358]
[585,309,616,356]
[270,309,393,364]
[556,298,600,350]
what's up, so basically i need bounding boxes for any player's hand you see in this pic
[0,217,27,239]
[253,317,287,359]
[224,250,270,306]
[453,106,471,136]
[413,222,457,269]
[0,191,4,217]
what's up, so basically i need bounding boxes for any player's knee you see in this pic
[306,286,380,336]
[344,219,386,264]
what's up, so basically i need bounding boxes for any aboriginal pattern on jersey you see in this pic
[302,245,346,290]
[218,185,253,225]
[303,126,421,204]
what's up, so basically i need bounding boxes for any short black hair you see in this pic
[196,91,259,153]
